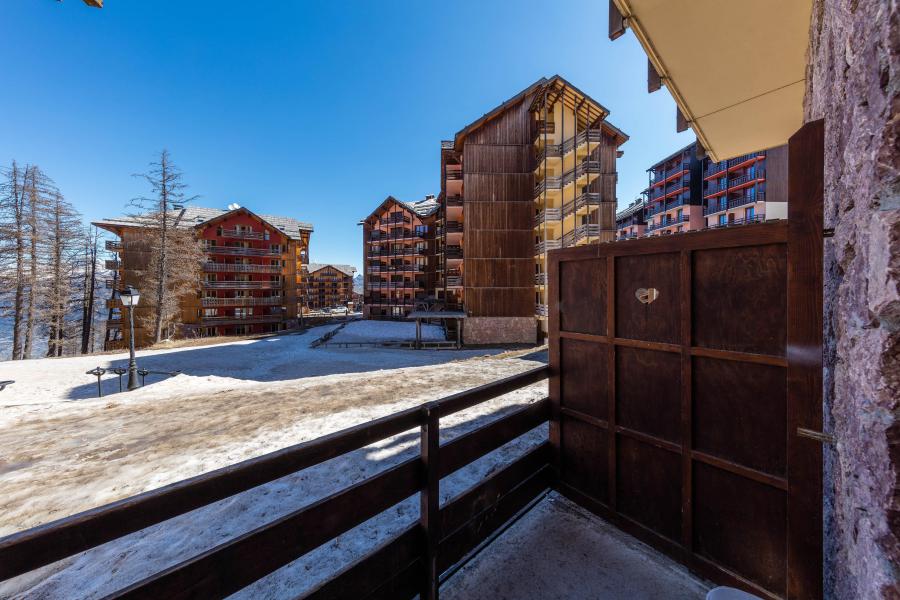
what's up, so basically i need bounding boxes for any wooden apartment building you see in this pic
[304,263,356,312]
[361,196,439,319]
[95,206,312,349]
[435,76,628,343]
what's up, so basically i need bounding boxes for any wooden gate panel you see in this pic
[560,338,608,420]
[615,252,681,344]
[559,259,607,335]
[693,461,788,592]
[692,244,788,356]
[616,347,681,443]
[616,436,682,542]
[560,417,609,501]
[693,357,787,477]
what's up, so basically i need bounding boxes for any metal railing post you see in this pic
[420,403,440,600]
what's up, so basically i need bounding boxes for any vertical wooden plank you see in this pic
[786,119,824,600]
[680,249,693,550]
[420,404,440,600]
[548,251,562,482]
[607,255,617,510]
[676,108,689,133]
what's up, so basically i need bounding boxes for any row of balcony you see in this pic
[105,240,123,251]
[201,297,283,307]
[446,246,463,260]
[649,162,690,186]
[535,129,605,160]
[645,195,689,217]
[561,192,602,217]
[707,214,766,228]
[369,230,427,241]
[219,228,265,240]
[705,170,766,194]
[533,208,563,226]
[366,281,426,290]
[562,224,602,246]
[535,239,562,255]
[368,265,425,273]
[647,182,689,201]
[204,245,282,257]
[378,214,411,226]
[202,280,280,289]
[703,190,767,215]
[446,169,463,181]
[533,161,603,196]
[647,214,690,231]
[446,276,463,287]
[368,248,428,257]
[204,262,282,274]
[364,299,418,306]
[704,152,764,178]
[446,195,464,206]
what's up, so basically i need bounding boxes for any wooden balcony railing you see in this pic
[220,228,265,240]
[535,239,562,255]
[534,208,563,226]
[204,246,282,257]
[445,169,463,181]
[201,297,282,307]
[446,276,463,287]
[562,192,601,218]
[446,195,464,207]
[105,240,123,251]
[104,259,121,270]
[203,263,282,274]
[202,281,279,289]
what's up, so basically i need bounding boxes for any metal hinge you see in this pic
[797,427,836,444]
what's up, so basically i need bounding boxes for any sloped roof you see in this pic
[93,205,313,241]
[361,195,439,224]
[451,75,628,149]
[616,199,647,221]
[307,263,357,277]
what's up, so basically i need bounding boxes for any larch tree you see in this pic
[22,165,55,359]
[43,191,83,357]
[0,162,27,359]
[130,150,203,344]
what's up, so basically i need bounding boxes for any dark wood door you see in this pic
[548,121,823,600]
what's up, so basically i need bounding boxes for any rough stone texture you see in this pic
[463,317,536,345]
[804,1,900,597]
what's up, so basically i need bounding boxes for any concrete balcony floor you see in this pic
[442,492,711,600]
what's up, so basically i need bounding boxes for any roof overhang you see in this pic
[612,0,812,162]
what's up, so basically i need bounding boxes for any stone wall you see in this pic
[463,317,536,345]
[804,1,900,597]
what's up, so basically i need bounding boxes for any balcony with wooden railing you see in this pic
[220,228,265,240]
[534,208,563,227]
[446,195,464,207]
[201,297,282,307]
[202,280,280,290]
[204,245,282,257]
[562,224,602,246]
[204,262,282,274]
[562,192,601,217]
[535,239,562,255]
[105,240,122,251]
[533,176,563,197]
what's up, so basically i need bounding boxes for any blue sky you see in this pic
[0,0,693,271]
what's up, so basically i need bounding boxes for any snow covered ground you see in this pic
[0,321,548,599]
[328,319,445,344]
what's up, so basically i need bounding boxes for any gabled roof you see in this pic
[361,195,439,224]
[450,75,629,149]
[307,263,357,277]
[93,205,313,241]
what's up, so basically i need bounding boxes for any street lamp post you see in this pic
[119,287,141,391]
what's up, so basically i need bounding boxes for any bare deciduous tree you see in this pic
[80,226,101,354]
[0,162,28,359]
[130,150,203,344]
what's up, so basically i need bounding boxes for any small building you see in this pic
[615,199,646,239]
[94,205,312,349]
[304,263,356,312]
[361,195,439,319]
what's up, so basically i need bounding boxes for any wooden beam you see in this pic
[676,107,689,132]
[648,58,662,93]
[609,0,626,40]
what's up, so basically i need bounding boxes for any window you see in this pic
[718,214,727,226]
[217,226,223,236]
[203,308,217,317]
[264,230,270,240]
[746,207,755,219]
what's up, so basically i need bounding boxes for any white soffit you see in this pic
[614,0,812,161]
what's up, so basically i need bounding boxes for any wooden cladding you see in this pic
[462,94,535,318]
[548,135,824,600]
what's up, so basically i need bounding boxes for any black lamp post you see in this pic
[119,287,141,391]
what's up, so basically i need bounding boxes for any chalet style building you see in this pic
[437,75,627,342]
[641,141,788,236]
[304,263,356,312]
[361,195,439,319]
[615,199,646,239]
[94,205,312,349]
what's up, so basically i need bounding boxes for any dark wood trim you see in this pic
[679,250,693,550]
[548,251,562,480]
[786,119,825,600]
[606,255,617,510]
[561,406,610,430]
[113,459,422,599]
[436,366,550,417]
[648,58,662,93]
[420,405,440,600]
[616,425,681,454]
[608,0,626,40]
